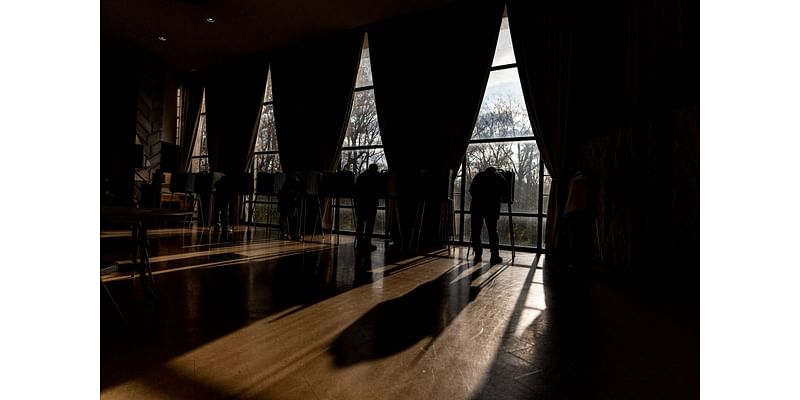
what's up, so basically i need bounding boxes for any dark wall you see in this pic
[102,40,179,205]
[101,40,139,206]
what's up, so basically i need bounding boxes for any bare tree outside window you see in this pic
[456,14,549,249]
[336,37,386,233]
[340,90,383,175]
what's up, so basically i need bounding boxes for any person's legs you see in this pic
[218,192,233,231]
[288,208,299,239]
[279,211,288,239]
[486,213,501,264]
[471,210,485,260]
[364,206,377,245]
[355,202,369,248]
[355,208,366,242]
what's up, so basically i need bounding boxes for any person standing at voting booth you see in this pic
[469,166,508,265]
[354,164,381,252]
[214,176,235,233]
[278,172,301,240]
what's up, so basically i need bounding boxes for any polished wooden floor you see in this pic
[100,224,698,399]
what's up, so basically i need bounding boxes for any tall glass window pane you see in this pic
[340,35,383,174]
[453,165,464,211]
[264,70,273,102]
[343,91,382,148]
[190,90,209,173]
[255,105,278,153]
[336,34,384,234]
[190,157,208,173]
[542,174,552,211]
[252,203,278,225]
[254,153,281,174]
[464,215,538,249]
[462,141,538,213]
[247,66,280,226]
[253,68,280,173]
[474,69,531,140]
[340,149,386,175]
[461,14,547,250]
[492,17,516,67]
[354,40,373,88]
[196,115,208,156]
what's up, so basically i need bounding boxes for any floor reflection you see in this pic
[101,227,372,390]
[101,226,696,400]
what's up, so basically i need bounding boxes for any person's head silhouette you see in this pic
[368,164,379,172]
[485,166,497,174]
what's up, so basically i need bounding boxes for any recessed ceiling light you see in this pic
[157,35,167,42]
[206,17,215,23]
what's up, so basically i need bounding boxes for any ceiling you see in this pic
[101,0,455,71]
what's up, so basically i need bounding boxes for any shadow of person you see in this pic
[331,261,485,367]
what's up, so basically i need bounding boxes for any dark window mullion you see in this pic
[454,210,547,219]
[537,155,545,249]
[469,136,536,145]
[459,159,467,243]
[489,63,517,72]
[340,145,384,151]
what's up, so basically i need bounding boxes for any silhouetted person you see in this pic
[469,166,508,265]
[278,172,301,240]
[214,175,235,233]
[354,164,381,252]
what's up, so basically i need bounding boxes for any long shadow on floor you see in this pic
[331,260,489,366]
[101,241,362,391]
[471,261,699,400]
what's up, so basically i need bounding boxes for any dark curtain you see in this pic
[368,0,504,248]
[507,0,578,253]
[205,57,269,175]
[177,73,204,172]
[622,0,699,120]
[271,31,363,173]
[369,0,504,175]
[101,40,139,206]
[509,0,698,253]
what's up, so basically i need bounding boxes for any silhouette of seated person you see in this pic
[278,172,301,240]
[354,164,381,252]
[469,166,508,265]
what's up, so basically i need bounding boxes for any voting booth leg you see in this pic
[265,195,273,239]
[193,195,204,227]
[385,199,404,251]
[508,203,515,262]
[439,200,456,254]
[411,201,427,254]
[310,197,325,242]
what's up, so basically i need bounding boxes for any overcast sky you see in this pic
[484,19,524,103]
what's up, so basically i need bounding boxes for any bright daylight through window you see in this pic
[454,15,550,250]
